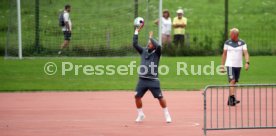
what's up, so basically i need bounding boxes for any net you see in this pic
[5,0,159,57]
[5,0,276,57]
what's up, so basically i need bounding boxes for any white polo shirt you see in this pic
[224,39,247,67]
[62,11,72,31]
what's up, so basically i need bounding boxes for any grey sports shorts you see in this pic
[135,77,163,99]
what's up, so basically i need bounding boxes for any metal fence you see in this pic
[3,0,276,57]
[203,84,276,136]
[4,0,159,57]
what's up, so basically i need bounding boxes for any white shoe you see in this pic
[165,113,172,123]
[135,114,145,122]
[58,51,62,55]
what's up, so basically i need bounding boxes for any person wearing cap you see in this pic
[132,23,172,123]
[220,28,250,106]
[154,9,172,46]
[173,9,187,47]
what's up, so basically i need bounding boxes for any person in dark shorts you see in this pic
[172,9,187,47]
[221,28,250,106]
[133,24,172,123]
[58,4,72,55]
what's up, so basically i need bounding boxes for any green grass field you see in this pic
[0,0,276,91]
[1,56,275,92]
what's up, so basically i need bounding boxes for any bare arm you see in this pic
[220,50,227,72]
[154,19,159,25]
[65,21,70,32]
[243,50,250,71]
[243,50,250,63]
[173,23,186,28]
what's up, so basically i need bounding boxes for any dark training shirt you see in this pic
[133,34,161,79]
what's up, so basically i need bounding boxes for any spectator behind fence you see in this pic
[154,9,172,47]
[58,4,72,55]
[173,9,187,47]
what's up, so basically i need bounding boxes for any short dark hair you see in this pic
[65,4,71,9]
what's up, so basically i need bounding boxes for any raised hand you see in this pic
[149,31,153,38]
[136,21,144,32]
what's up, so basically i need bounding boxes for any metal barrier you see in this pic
[203,84,276,136]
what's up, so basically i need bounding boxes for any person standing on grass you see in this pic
[172,8,187,47]
[154,9,172,47]
[220,28,250,106]
[132,23,172,123]
[58,4,72,55]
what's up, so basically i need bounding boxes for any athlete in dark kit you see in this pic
[133,24,172,123]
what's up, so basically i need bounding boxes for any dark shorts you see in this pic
[135,77,163,99]
[227,67,241,82]
[63,31,71,41]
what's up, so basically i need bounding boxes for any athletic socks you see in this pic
[163,107,172,123]
[163,107,169,114]
[135,108,145,122]
[135,108,172,123]
[137,108,144,116]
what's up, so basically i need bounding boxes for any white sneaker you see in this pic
[135,114,145,122]
[58,51,62,55]
[165,113,172,123]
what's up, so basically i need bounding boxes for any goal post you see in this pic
[17,0,22,59]
[158,0,162,46]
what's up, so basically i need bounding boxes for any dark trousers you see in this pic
[173,34,185,47]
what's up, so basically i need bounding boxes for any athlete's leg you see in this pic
[59,31,71,54]
[162,34,167,46]
[61,40,69,48]
[158,97,172,123]
[158,97,167,108]
[135,96,143,109]
[228,79,240,106]
[134,79,148,122]
[229,79,236,96]
[149,86,172,123]
[167,35,172,47]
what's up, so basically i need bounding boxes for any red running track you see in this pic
[0,91,275,136]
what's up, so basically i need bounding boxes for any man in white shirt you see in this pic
[58,4,72,55]
[220,28,250,106]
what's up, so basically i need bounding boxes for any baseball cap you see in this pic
[176,9,184,14]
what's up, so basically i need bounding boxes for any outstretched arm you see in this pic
[133,24,144,54]
[149,31,161,56]
[154,19,159,25]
